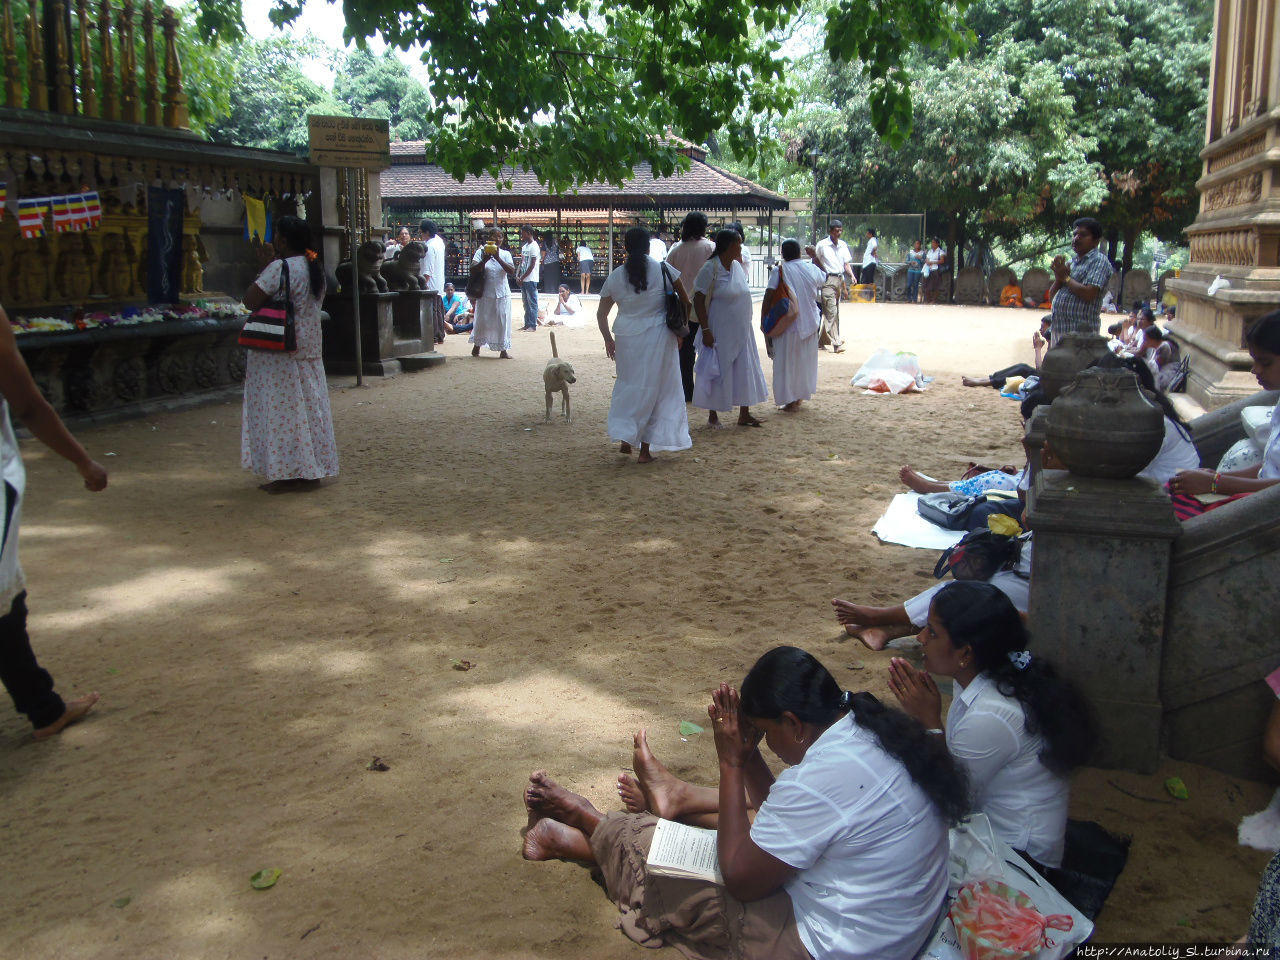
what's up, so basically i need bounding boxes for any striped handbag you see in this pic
[238,259,297,352]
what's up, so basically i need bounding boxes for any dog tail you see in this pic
[549,331,559,358]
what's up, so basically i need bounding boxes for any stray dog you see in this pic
[543,332,576,422]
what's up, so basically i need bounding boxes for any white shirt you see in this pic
[552,294,583,316]
[648,237,668,262]
[924,246,943,272]
[903,540,1034,627]
[767,260,824,340]
[862,236,878,268]
[520,240,540,284]
[815,236,852,276]
[471,246,514,300]
[0,398,27,611]
[599,257,669,337]
[1137,417,1199,485]
[751,713,948,960]
[1260,397,1280,480]
[947,673,1069,867]
[423,235,446,293]
[575,244,594,264]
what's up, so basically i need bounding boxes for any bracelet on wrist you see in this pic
[1211,472,1221,494]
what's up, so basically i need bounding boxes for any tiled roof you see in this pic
[382,142,787,211]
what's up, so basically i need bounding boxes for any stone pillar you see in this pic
[1166,0,1279,408]
[1026,472,1182,772]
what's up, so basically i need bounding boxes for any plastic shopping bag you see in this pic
[865,370,920,394]
[950,881,1074,960]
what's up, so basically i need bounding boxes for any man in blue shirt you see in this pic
[1047,218,1114,346]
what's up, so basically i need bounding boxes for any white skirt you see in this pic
[470,295,511,352]
[608,323,692,452]
[692,328,769,412]
[771,328,819,405]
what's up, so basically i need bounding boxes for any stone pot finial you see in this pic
[1045,366,1165,479]
[1038,333,1114,401]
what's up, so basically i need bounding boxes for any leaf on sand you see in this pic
[1164,776,1189,800]
[111,897,131,908]
[451,659,474,671]
[250,868,281,890]
[366,756,390,771]
[439,558,455,563]
[679,720,704,736]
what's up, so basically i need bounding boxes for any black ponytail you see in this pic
[739,646,969,825]
[932,582,1099,774]
[274,215,324,297]
[623,226,650,294]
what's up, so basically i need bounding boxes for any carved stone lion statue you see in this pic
[335,241,389,295]
[380,240,428,291]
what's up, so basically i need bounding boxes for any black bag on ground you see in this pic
[1041,820,1132,920]
[917,491,1021,531]
[962,497,1024,533]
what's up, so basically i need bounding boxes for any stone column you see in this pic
[1166,0,1278,408]
[1026,471,1182,772]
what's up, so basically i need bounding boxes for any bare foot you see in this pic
[898,466,944,494]
[636,451,655,464]
[961,376,989,387]
[617,773,648,813]
[522,817,593,862]
[33,692,100,740]
[782,401,802,412]
[619,442,632,455]
[524,771,602,835]
[737,413,762,427]
[844,624,894,651]
[631,729,691,821]
[500,350,512,359]
[471,345,480,357]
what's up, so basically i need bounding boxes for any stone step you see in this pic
[399,352,446,372]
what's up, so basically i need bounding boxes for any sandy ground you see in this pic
[1,302,1273,959]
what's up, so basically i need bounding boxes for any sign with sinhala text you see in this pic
[307,115,391,170]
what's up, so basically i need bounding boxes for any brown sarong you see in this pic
[590,813,811,960]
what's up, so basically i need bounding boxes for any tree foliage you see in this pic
[184,0,972,191]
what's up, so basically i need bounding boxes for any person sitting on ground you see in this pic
[832,527,1032,650]
[526,646,969,960]
[1170,310,1280,503]
[1106,321,1126,355]
[543,284,586,327]
[961,315,1049,389]
[440,282,472,334]
[887,582,1098,869]
[1120,304,1152,355]
[999,280,1023,307]
[1142,326,1179,390]
[1100,289,1119,313]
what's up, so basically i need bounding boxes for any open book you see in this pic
[645,819,724,885]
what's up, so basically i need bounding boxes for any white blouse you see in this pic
[1260,397,1280,481]
[600,258,670,337]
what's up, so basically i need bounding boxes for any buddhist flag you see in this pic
[66,194,89,231]
[83,191,102,228]
[18,198,46,239]
[0,181,6,221]
[52,195,74,233]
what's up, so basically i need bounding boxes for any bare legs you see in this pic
[961,376,993,387]
[830,599,916,651]
[615,729,720,825]
[898,466,950,494]
[708,407,761,428]
[618,441,655,463]
[523,771,604,862]
[32,692,100,740]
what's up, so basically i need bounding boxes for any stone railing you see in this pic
[1,0,188,129]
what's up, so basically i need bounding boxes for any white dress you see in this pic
[240,257,339,482]
[469,247,515,352]
[692,259,768,411]
[768,260,823,405]
[601,259,691,452]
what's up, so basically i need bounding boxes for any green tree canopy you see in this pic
[184,0,972,191]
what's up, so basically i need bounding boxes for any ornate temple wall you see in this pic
[1168,0,1279,407]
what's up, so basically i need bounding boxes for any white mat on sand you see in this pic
[872,493,966,550]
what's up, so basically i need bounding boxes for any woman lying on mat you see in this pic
[523,646,968,960]
[887,581,1098,869]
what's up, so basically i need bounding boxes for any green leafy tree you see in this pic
[201,35,342,152]
[331,49,434,141]
[182,0,972,191]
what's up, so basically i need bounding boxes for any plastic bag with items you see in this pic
[851,348,926,394]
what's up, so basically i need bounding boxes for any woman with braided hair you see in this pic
[523,646,968,960]
[888,581,1098,868]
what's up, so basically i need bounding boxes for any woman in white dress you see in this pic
[887,581,1098,868]
[597,227,691,463]
[693,230,769,427]
[469,228,517,359]
[240,215,339,492]
[764,239,824,411]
